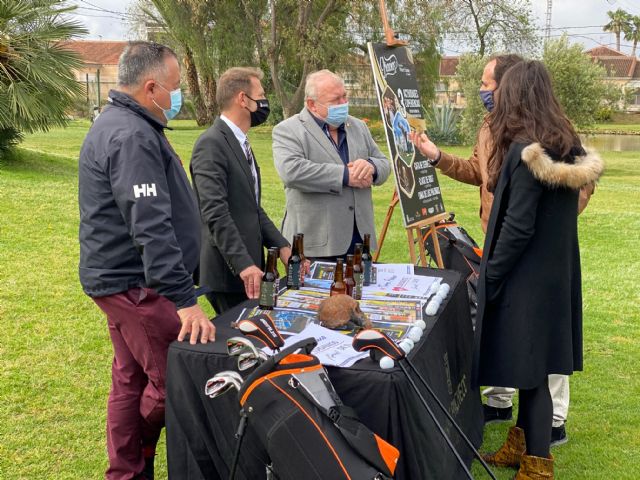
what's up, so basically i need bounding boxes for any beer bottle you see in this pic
[344,254,355,297]
[330,258,346,296]
[362,233,373,286]
[286,236,301,289]
[296,233,306,287]
[269,247,280,297]
[259,248,278,309]
[352,244,364,300]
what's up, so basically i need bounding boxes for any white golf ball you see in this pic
[403,338,415,348]
[415,320,427,330]
[399,340,413,354]
[409,327,423,342]
[435,291,447,302]
[439,283,451,295]
[379,356,395,369]
[428,283,440,296]
[425,301,439,316]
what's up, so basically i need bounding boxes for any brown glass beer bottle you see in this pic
[362,233,373,286]
[259,248,278,309]
[286,236,301,289]
[352,244,364,300]
[330,258,347,296]
[344,254,355,297]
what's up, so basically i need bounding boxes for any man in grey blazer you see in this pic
[272,70,391,259]
[191,67,291,314]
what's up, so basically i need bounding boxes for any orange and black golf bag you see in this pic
[237,338,399,480]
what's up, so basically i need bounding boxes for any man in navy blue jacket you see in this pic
[79,41,214,480]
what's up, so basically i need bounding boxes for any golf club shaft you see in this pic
[398,362,474,480]
[404,359,497,480]
[228,411,248,480]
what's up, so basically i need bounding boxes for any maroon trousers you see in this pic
[93,288,181,480]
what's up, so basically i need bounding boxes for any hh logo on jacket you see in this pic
[133,184,157,198]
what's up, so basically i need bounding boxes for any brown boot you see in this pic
[514,453,554,479]
[483,426,526,468]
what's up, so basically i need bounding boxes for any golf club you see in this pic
[237,350,268,371]
[205,371,243,399]
[353,329,496,480]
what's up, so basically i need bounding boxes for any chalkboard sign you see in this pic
[368,42,446,227]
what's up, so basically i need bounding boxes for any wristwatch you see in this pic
[428,149,442,167]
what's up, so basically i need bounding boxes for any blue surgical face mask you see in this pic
[154,83,182,121]
[479,89,494,112]
[323,102,349,127]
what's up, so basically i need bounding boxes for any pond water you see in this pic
[580,133,640,152]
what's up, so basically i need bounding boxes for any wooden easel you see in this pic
[373,0,446,269]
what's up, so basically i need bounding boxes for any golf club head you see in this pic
[237,314,285,350]
[227,336,257,356]
[205,372,242,398]
[237,351,261,371]
[352,329,406,361]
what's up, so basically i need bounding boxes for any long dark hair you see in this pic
[487,60,580,192]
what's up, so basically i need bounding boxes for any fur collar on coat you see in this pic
[521,143,604,189]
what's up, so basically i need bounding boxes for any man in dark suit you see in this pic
[190,67,291,314]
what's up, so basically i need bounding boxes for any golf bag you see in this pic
[238,338,399,480]
[422,214,482,326]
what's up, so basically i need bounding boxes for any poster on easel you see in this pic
[368,42,446,227]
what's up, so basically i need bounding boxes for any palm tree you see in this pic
[623,15,640,57]
[0,0,86,153]
[604,8,631,52]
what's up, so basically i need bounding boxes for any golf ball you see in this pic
[425,301,440,316]
[415,320,427,330]
[409,327,423,342]
[439,283,451,295]
[403,338,415,348]
[399,340,413,354]
[379,356,395,369]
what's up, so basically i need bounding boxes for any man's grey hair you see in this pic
[117,41,177,88]
[305,70,344,100]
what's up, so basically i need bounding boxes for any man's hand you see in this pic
[348,159,374,188]
[239,265,263,299]
[409,131,439,160]
[279,245,292,267]
[177,304,216,345]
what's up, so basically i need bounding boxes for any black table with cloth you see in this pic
[165,268,483,479]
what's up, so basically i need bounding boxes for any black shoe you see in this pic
[550,424,568,448]
[483,404,513,424]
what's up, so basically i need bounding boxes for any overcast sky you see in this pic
[69,0,640,57]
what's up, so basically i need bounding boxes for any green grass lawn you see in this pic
[1,120,639,479]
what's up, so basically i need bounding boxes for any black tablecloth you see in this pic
[166,268,483,479]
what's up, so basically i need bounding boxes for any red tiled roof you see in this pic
[58,40,127,66]
[586,46,626,57]
[593,56,639,78]
[439,56,459,76]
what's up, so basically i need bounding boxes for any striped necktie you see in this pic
[243,139,259,203]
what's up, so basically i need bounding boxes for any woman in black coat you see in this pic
[472,61,603,478]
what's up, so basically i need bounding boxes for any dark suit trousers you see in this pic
[206,291,248,315]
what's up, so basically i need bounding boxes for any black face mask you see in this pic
[245,94,270,127]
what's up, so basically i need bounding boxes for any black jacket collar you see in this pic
[107,89,170,131]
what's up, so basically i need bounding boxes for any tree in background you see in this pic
[454,53,486,144]
[604,8,631,53]
[443,0,538,57]
[623,14,640,57]
[129,0,445,121]
[0,0,86,155]
[543,35,609,128]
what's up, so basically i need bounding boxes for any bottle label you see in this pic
[363,260,372,286]
[259,281,276,308]
[287,263,300,289]
[353,273,364,299]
